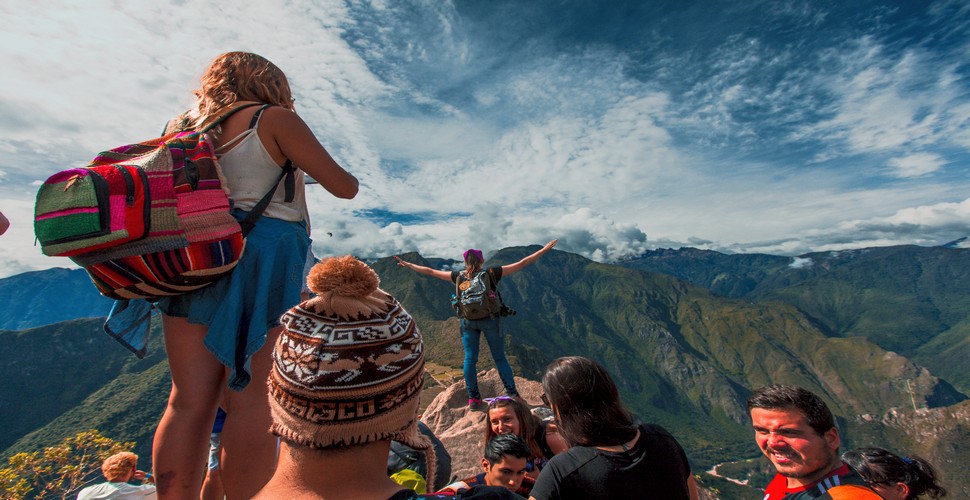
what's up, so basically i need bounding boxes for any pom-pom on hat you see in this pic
[269,255,432,478]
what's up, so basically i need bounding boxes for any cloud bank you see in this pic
[1,0,969,278]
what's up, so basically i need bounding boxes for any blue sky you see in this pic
[2,0,969,277]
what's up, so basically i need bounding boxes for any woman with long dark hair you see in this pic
[843,447,947,499]
[530,356,698,500]
[395,240,556,408]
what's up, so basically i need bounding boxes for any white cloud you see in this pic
[728,197,970,256]
[887,152,945,178]
[805,37,966,158]
[1,1,969,279]
[877,197,970,228]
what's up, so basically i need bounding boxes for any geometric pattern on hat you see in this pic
[267,255,435,484]
[276,296,423,390]
[269,358,424,425]
[280,297,415,346]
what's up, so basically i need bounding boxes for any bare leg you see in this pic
[154,315,226,500]
[219,326,281,499]
[199,467,224,500]
[200,433,224,500]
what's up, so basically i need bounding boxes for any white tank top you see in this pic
[214,114,309,227]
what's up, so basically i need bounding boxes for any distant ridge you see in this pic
[0,268,113,330]
[940,236,968,248]
[620,243,970,392]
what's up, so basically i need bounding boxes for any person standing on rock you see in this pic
[395,240,557,409]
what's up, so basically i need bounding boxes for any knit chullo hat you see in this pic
[269,255,433,480]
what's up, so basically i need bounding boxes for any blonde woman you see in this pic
[152,52,358,499]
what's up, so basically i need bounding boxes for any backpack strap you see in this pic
[454,271,464,298]
[247,104,270,129]
[238,160,296,237]
[481,268,496,290]
[161,102,263,136]
[233,104,297,236]
[198,101,264,133]
[247,105,297,203]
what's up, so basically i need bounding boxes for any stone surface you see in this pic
[420,368,544,482]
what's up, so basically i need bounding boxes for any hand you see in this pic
[133,470,153,483]
[393,256,409,268]
[543,239,558,251]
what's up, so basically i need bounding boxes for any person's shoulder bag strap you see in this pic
[236,104,297,237]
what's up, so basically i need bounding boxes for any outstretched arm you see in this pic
[265,107,359,200]
[500,239,558,276]
[394,256,453,282]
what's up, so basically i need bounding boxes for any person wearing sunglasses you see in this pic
[483,396,569,479]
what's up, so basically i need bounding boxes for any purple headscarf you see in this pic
[463,249,484,262]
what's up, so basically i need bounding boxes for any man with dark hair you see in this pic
[747,384,881,499]
[441,434,535,496]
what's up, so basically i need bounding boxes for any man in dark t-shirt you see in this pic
[529,424,692,500]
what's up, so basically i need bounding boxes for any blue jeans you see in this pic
[460,317,518,399]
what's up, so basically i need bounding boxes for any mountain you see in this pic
[2,246,968,497]
[422,369,969,499]
[0,317,168,463]
[374,248,966,461]
[620,244,970,392]
[0,268,113,330]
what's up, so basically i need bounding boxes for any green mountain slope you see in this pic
[2,248,967,497]
[621,245,970,392]
[0,318,168,463]
[375,247,965,466]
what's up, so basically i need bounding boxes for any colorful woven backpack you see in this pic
[34,103,292,300]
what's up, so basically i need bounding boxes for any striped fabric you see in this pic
[34,165,150,257]
[34,130,246,300]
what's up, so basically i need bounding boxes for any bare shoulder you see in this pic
[259,105,306,131]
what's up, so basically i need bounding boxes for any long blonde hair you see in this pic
[191,52,295,126]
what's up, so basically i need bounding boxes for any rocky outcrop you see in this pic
[852,400,970,498]
[420,368,545,482]
[420,368,726,498]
